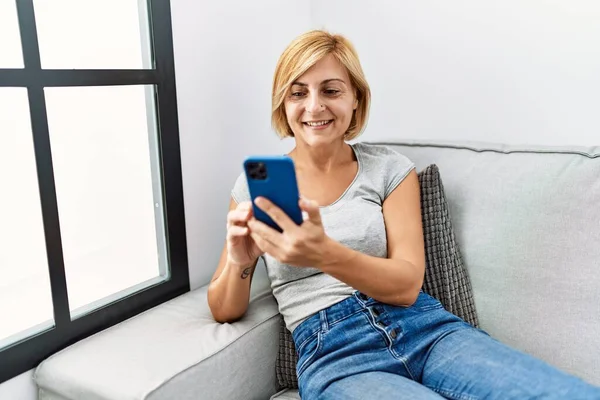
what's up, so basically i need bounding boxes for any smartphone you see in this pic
[243,155,303,232]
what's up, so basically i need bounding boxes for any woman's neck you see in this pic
[288,139,354,174]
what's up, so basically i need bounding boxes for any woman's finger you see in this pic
[226,225,249,241]
[237,201,253,210]
[247,218,282,248]
[227,208,252,227]
[299,198,321,223]
[254,197,296,232]
[250,232,277,257]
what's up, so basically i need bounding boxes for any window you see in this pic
[0,0,189,384]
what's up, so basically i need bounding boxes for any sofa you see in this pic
[34,140,600,399]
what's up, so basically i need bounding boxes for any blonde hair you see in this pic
[272,30,371,140]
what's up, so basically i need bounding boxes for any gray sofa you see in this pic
[34,140,600,399]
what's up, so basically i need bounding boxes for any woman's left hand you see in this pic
[247,197,329,267]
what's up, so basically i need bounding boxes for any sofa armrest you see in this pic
[35,285,281,400]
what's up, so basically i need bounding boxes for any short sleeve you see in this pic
[231,172,251,204]
[384,148,416,199]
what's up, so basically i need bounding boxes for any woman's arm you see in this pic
[318,170,425,306]
[207,198,260,323]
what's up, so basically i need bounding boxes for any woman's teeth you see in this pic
[305,120,331,126]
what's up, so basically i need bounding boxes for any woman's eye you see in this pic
[291,92,305,97]
[324,89,340,95]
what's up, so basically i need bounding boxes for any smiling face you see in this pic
[284,54,358,147]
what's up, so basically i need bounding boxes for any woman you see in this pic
[208,30,600,399]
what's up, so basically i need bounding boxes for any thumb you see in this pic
[299,198,321,224]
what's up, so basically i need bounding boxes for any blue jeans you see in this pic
[292,291,600,399]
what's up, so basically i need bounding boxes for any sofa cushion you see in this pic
[418,164,479,326]
[275,163,479,390]
[35,286,281,400]
[380,140,600,386]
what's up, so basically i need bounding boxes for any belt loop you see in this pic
[354,291,369,307]
[319,310,329,333]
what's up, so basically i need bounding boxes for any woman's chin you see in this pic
[298,129,344,146]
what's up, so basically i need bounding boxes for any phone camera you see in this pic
[247,162,268,180]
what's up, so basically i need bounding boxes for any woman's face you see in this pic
[284,54,358,147]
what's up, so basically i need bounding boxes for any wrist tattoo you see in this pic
[241,267,254,279]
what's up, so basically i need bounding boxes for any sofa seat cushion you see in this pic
[34,287,281,400]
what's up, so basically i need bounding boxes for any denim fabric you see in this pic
[292,291,600,400]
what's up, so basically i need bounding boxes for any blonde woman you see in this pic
[208,30,600,399]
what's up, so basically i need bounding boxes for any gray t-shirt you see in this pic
[231,142,415,332]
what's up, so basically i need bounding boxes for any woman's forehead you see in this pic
[295,54,350,84]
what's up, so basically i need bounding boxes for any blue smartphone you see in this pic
[243,155,303,232]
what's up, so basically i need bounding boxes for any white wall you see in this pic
[311,0,600,147]
[171,0,309,289]
[175,0,600,289]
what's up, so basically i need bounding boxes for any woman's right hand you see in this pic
[226,201,264,267]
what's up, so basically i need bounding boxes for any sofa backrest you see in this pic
[379,140,600,385]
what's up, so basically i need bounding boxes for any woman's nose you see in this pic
[305,93,324,114]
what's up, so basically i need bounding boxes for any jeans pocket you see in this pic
[296,331,323,379]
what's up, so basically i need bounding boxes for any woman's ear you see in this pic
[353,98,358,110]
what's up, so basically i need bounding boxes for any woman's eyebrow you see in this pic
[291,78,347,86]
[321,78,346,85]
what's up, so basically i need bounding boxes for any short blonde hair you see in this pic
[272,30,371,140]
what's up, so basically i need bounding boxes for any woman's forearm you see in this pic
[207,258,257,323]
[316,237,423,306]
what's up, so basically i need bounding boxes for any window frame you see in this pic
[0,0,189,384]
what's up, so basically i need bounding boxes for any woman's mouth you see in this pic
[303,120,333,129]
